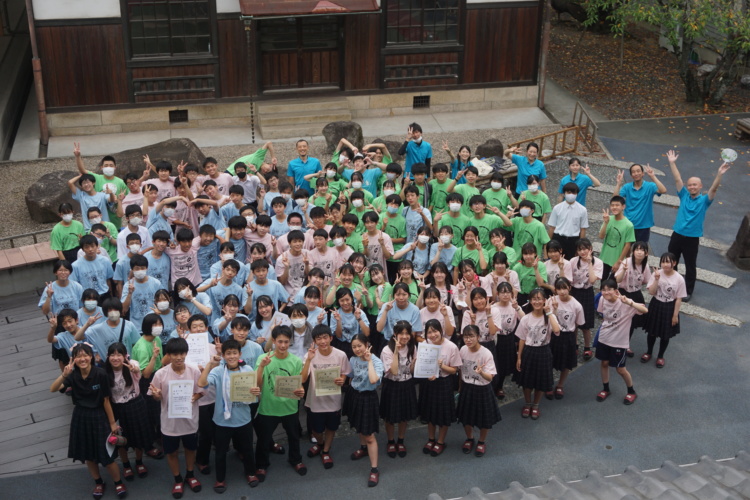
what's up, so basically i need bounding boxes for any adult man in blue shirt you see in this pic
[665,150,730,301]
[287,139,322,196]
[397,123,432,179]
[613,162,667,243]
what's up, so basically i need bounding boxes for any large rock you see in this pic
[727,213,750,270]
[112,138,206,178]
[475,138,505,159]
[322,121,363,154]
[25,171,80,223]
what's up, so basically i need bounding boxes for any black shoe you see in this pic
[683,294,692,303]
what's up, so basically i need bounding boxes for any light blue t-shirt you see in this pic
[673,187,713,237]
[558,173,594,206]
[400,244,435,275]
[511,154,547,194]
[249,312,290,348]
[270,217,289,238]
[342,168,383,198]
[85,319,140,356]
[120,277,163,332]
[203,281,248,323]
[53,331,78,354]
[220,203,241,223]
[288,157,322,195]
[429,242,456,272]
[376,302,423,341]
[113,255,132,283]
[329,310,361,343]
[146,251,171,289]
[405,140,433,177]
[177,292,213,318]
[246,280,289,322]
[146,212,173,239]
[402,206,432,246]
[210,260,250,287]
[197,239,221,280]
[38,280,83,315]
[153,311,176,345]
[72,190,111,231]
[348,355,384,392]
[212,313,250,342]
[263,191,280,215]
[71,256,114,295]
[206,365,253,427]
[201,211,226,233]
[238,340,265,368]
[620,181,660,230]
[227,238,247,264]
[77,306,105,328]
[246,265,277,283]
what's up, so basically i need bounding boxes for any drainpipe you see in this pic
[24,0,49,147]
[537,0,552,110]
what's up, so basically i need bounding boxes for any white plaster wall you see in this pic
[216,0,240,14]
[32,0,121,20]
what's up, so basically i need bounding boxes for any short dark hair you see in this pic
[165,337,188,355]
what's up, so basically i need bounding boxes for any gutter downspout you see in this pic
[537,0,551,110]
[24,0,49,148]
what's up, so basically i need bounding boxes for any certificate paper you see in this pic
[168,380,194,418]
[314,366,341,397]
[274,375,302,400]
[185,334,209,367]
[229,372,257,403]
[414,343,441,379]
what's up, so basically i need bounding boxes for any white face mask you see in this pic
[520,208,532,217]
[133,270,147,280]
[156,301,170,312]
[129,243,141,253]
[288,225,302,232]
[383,189,395,197]
[245,216,255,224]
[333,238,345,247]
[415,137,422,144]
[296,199,307,208]
[440,235,452,244]
[84,300,98,311]
[151,326,163,336]
[351,181,362,189]
[449,203,461,213]
[565,193,577,203]
[491,182,502,190]
[352,199,363,208]
[62,214,74,222]
[418,235,430,244]
[90,216,102,225]
[326,170,336,178]
[102,167,116,177]
[528,184,539,193]
[220,253,234,261]
[129,216,142,226]
[178,288,191,299]
[163,207,175,217]
[291,318,306,329]
[338,154,348,164]
[386,173,397,180]
[281,194,290,201]
[108,311,121,322]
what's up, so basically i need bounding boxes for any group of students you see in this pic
[41,125,731,498]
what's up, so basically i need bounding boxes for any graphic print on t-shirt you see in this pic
[526,323,549,346]
[604,226,622,249]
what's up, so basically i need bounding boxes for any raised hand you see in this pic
[718,162,731,175]
[602,208,610,224]
[644,164,655,177]
[363,344,372,361]
[73,142,81,157]
[152,343,161,358]
[149,383,162,398]
[260,350,275,367]
[45,281,54,296]
[87,313,102,326]
[384,300,394,312]
[317,310,326,324]
[666,150,679,163]
[307,343,317,360]
[582,163,592,175]
[616,169,624,184]
[62,359,74,377]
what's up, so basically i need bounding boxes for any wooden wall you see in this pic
[37,24,129,108]
[463,3,542,85]
[217,18,250,97]
[343,14,379,91]
[383,52,459,88]
[131,64,217,103]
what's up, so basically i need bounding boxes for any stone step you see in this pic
[258,109,352,127]
[256,97,350,115]
[257,123,330,140]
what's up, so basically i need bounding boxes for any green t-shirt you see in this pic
[256,352,303,417]
[330,283,366,309]
[521,190,553,218]
[599,216,636,266]
[91,172,127,228]
[381,280,419,304]
[131,336,163,371]
[482,187,511,212]
[309,194,330,208]
[327,178,347,200]
[453,184,480,218]
[345,232,364,253]
[226,148,268,175]
[50,220,85,252]
[507,217,550,259]
[487,246,519,267]
[451,246,486,272]
[468,214,503,249]
[87,221,119,262]
[429,179,451,211]
[366,282,393,316]
[438,213,471,247]
[512,262,548,294]
[343,189,374,205]
[379,214,406,261]
[371,195,387,214]
[348,207,368,233]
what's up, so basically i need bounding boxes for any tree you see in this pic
[581,0,750,104]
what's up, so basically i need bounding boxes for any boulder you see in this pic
[322,121,363,154]
[727,213,750,270]
[25,171,80,223]
[112,138,206,178]
[475,138,505,159]
[741,75,750,90]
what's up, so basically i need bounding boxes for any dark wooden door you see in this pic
[259,16,341,91]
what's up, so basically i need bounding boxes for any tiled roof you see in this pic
[428,451,750,500]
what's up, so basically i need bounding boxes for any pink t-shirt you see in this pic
[515,313,555,347]
[275,233,290,254]
[304,347,351,413]
[148,364,203,436]
[174,198,199,233]
[333,247,354,270]
[303,225,333,251]
[243,229,273,262]
[554,296,585,333]
[274,250,308,300]
[647,271,687,303]
[569,256,603,289]
[363,231,395,280]
[616,260,652,293]
[307,246,339,282]
[426,339,461,377]
[122,192,144,215]
[111,360,142,404]
[490,302,521,336]
[459,345,496,386]
[198,173,234,196]
[420,306,456,338]
[145,177,177,202]
[165,237,202,286]
[480,270,521,296]
[596,298,642,348]
[544,258,573,286]
[380,345,416,382]
[462,309,492,343]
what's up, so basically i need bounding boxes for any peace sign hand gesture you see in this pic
[260,350,275,367]
[62,358,75,377]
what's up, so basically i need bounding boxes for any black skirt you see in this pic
[51,345,70,364]
[570,287,595,328]
[418,376,455,427]
[68,406,115,465]
[620,289,647,331]
[644,297,680,340]
[550,331,578,371]
[379,378,417,424]
[495,334,517,378]
[456,383,501,429]
[514,345,553,391]
[112,395,155,451]
[345,389,380,436]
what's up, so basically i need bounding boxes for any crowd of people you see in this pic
[42,123,731,498]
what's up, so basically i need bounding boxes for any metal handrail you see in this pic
[0,229,51,247]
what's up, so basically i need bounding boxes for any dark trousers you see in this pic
[634,228,651,244]
[214,422,255,482]
[254,413,302,468]
[667,231,699,294]
[602,263,614,283]
[196,403,215,466]
[386,260,400,285]
[551,233,579,261]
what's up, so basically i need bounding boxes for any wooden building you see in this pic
[31,0,544,137]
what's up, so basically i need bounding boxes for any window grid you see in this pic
[386,0,459,45]
[127,0,212,58]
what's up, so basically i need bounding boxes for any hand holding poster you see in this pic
[229,371,257,403]
[185,334,209,367]
[274,375,302,400]
[314,366,341,397]
[414,342,441,379]
[168,380,194,418]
